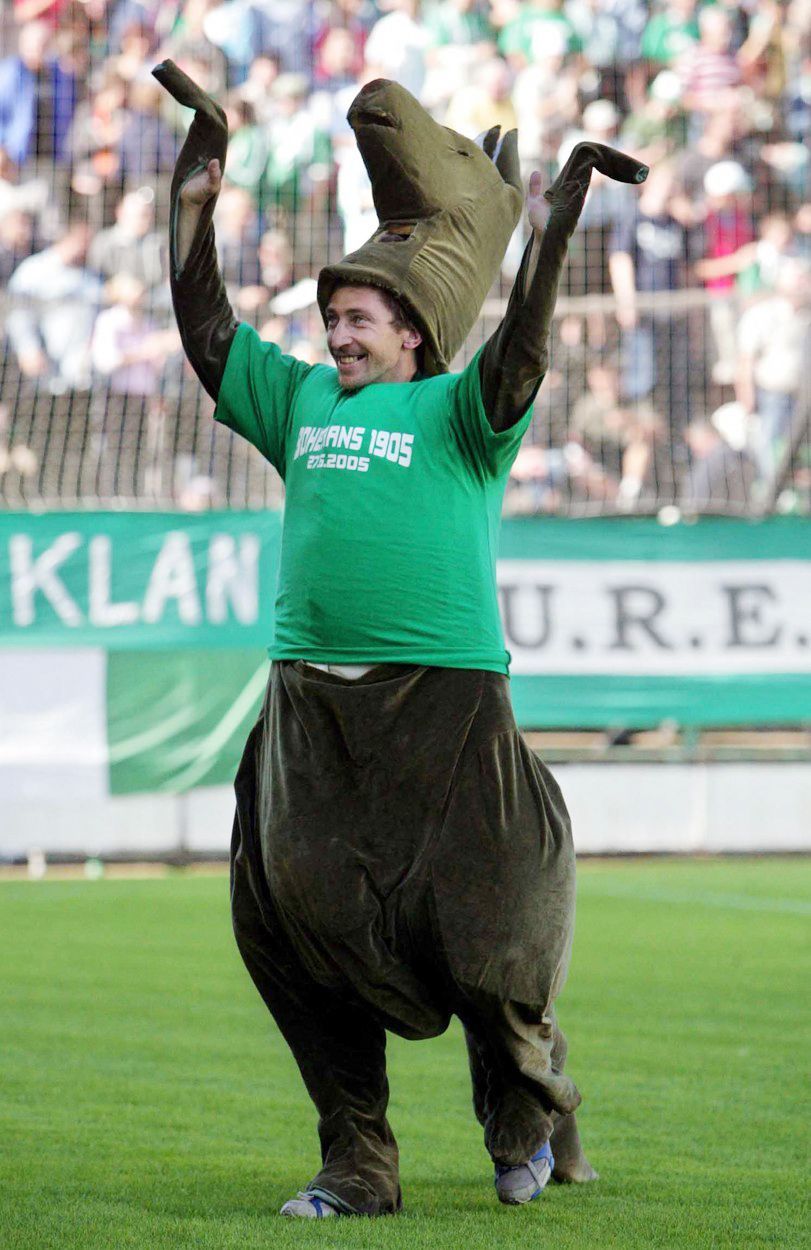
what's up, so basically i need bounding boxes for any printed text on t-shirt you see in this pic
[293,424,414,471]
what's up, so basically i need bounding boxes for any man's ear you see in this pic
[402,326,422,351]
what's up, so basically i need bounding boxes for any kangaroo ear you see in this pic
[474,125,501,160]
[494,128,522,195]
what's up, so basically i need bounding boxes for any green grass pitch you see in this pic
[2,858,808,1250]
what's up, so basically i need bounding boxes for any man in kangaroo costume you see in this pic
[153,59,647,1219]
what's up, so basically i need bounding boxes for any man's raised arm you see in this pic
[152,60,238,402]
[479,142,648,434]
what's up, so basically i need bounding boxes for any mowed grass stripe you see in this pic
[1,859,808,1250]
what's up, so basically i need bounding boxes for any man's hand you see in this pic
[177,159,222,266]
[180,158,222,206]
[527,170,551,235]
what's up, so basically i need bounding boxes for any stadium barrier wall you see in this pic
[1,511,809,857]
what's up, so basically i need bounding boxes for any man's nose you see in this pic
[329,320,352,348]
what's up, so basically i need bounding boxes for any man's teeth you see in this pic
[339,354,365,363]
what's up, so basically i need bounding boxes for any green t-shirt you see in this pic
[215,323,533,674]
[640,14,699,63]
[498,9,582,60]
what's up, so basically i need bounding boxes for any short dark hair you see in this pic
[378,288,413,332]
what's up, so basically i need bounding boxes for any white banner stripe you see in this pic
[498,559,811,675]
[0,649,109,802]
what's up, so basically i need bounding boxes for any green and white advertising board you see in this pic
[0,512,808,797]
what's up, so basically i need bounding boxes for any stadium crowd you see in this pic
[0,0,809,512]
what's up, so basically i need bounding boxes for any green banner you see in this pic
[1,512,809,733]
[0,511,280,649]
[106,649,269,794]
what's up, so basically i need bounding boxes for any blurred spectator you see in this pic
[736,257,811,480]
[694,159,754,385]
[364,0,431,99]
[111,20,159,84]
[558,99,630,327]
[444,57,516,139]
[0,398,38,482]
[248,0,319,79]
[314,25,366,95]
[565,0,647,110]
[87,187,166,292]
[671,105,739,222]
[0,144,49,226]
[107,1,182,54]
[258,227,294,294]
[91,273,179,394]
[202,1,270,87]
[738,0,789,102]
[0,19,78,167]
[715,211,801,297]
[178,472,218,509]
[6,222,101,391]
[505,438,621,513]
[65,68,127,224]
[118,77,181,185]
[213,185,267,310]
[238,54,281,124]
[222,96,268,202]
[426,0,494,54]
[312,0,376,84]
[512,25,579,167]
[498,0,581,70]
[681,417,755,509]
[609,161,694,434]
[0,207,36,284]
[640,0,699,68]
[0,0,808,515]
[785,44,811,143]
[318,26,362,91]
[423,0,496,108]
[11,0,70,26]
[620,69,688,165]
[571,357,663,507]
[161,0,228,94]
[335,133,377,253]
[263,73,331,216]
[676,6,742,126]
[504,444,565,514]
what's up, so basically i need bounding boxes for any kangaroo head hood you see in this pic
[317,79,523,376]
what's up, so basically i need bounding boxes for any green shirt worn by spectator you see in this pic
[640,12,700,63]
[215,324,531,673]
[425,1,495,47]
[498,7,582,60]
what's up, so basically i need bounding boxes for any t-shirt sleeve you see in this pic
[213,322,312,475]
[447,348,533,479]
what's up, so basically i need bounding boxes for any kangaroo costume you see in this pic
[153,60,647,1218]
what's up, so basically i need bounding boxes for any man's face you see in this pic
[325,285,420,390]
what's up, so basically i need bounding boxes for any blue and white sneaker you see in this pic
[494,1140,555,1205]
[280,1192,340,1218]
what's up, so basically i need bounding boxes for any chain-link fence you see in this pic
[1,2,809,515]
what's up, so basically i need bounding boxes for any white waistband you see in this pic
[304,662,375,679]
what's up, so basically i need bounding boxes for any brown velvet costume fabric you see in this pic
[152,60,237,401]
[317,79,523,377]
[481,141,648,431]
[231,661,580,1214]
[149,61,647,1215]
